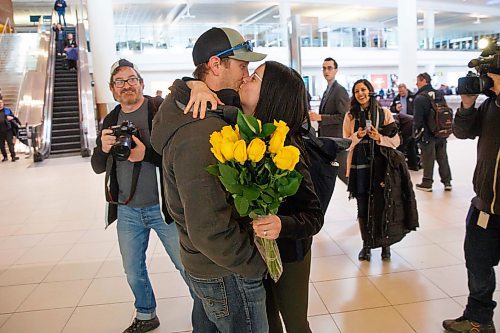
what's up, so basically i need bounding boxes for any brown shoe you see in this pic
[443,316,495,333]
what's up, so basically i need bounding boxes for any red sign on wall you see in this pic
[370,74,388,89]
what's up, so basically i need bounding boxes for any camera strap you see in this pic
[104,155,142,205]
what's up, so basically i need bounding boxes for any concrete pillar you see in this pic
[87,0,116,116]
[423,10,435,49]
[279,0,291,49]
[397,0,418,87]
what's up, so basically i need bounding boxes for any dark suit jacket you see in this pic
[318,80,349,138]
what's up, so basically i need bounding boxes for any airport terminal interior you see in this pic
[0,0,499,332]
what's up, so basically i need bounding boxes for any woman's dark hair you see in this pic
[349,79,379,119]
[253,61,309,140]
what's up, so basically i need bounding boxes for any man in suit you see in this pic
[309,57,350,183]
[309,57,349,138]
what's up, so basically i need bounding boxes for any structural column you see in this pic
[423,10,435,49]
[279,0,291,65]
[86,0,117,120]
[397,0,418,86]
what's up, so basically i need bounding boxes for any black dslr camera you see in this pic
[109,120,139,161]
[457,38,500,95]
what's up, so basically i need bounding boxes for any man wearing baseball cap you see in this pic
[151,28,268,332]
[91,59,187,333]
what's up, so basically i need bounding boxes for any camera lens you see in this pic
[113,135,132,161]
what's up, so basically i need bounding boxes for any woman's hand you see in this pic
[252,215,282,240]
[356,128,367,139]
[368,127,381,142]
[185,81,223,119]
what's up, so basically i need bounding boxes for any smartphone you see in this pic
[365,119,372,131]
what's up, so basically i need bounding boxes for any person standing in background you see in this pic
[309,57,350,183]
[53,0,67,26]
[152,90,164,110]
[390,83,415,115]
[0,99,18,162]
[413,72,452,192]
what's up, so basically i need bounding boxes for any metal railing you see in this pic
[33,26,56,162]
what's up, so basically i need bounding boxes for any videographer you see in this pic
[442,70,499,333]
[90,59,187,333]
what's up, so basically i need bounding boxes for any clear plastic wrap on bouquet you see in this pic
[254,235,283,282]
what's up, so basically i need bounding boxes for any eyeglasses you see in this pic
[112,77,139,88]
[250,72,262,82]
[215,40,253,58]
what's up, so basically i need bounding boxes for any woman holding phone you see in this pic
[343,79,403,261]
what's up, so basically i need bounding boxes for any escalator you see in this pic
[28,21,95,162]
[50,26,81,156]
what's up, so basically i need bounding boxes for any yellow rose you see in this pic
[268,130,286,154]
[211,146,225,163]
[209,131,223,148]
[257,119,262,133]
[273,145,300,171]
[273,120,290,136]
[247,138,266,163]
[221,125,239,143]
[233,140,248,164]
[220,139,236,161]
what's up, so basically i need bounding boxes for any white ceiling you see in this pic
[12,0,500,34]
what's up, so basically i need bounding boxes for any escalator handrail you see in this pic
[35,26,57,160]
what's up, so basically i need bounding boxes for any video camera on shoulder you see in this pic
[109,120,139,161]
[457,37,500,95]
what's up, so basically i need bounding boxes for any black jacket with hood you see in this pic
[453,96,500,215]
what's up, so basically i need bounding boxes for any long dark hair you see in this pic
[349,79,379,119]
[253,61,309,142]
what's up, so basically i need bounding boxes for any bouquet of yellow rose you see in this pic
[207,110,302,282]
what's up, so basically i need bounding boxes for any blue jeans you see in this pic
[56,10,66,26]
[187,273,268,333]
[117,204,185,320]
[463,205,500,324]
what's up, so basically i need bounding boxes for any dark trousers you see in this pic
[264,251,312,333]
[463,205,500,324]
[420,138,451,185]
[56,40,64,54]
[0,130,15,159]
[56,10,66,26]
[398,137,419,169]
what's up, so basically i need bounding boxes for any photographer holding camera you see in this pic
[91,59,186,333]
[442,51,500,332]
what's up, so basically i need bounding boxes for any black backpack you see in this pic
[421,92,453,138]
[303,130,350,214]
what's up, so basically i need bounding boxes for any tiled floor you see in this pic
[0,136,498,333]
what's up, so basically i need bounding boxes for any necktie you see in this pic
[319,85,331,113]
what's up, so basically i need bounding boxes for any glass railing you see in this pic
[114,22,498,53]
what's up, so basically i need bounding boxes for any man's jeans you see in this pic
[187,273,268,333]
[117,204,185,320]
[463,205,500,324]
[420,138,451,185]
[56,10,66,26]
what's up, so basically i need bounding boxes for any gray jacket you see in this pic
[453,97,500,215]
[318,80,349,138]
[150,80,266,279]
